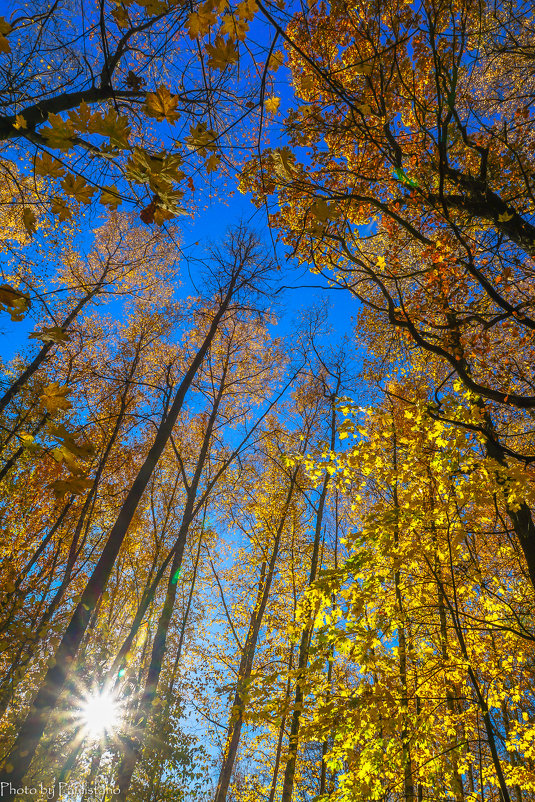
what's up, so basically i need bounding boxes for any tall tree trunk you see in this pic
[0,276,239,798]
[280,471,329,802]
[213,471,299,802]
[116,356,231,799]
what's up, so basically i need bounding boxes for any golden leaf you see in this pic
[188,8,217,38]
[22,207,37,235]
[35,152,66,178]
[99,185,122,209]
[29,326,70,344]
[498,210,514,222]
[13,114,27,130]
[39,383,72,414]
[0,284,30,321]
[61,173,96,204]
[91,107,131,148]
[50,196,72,220]
[144,86,181,123]
[264,96,280,115]
[68,101,93,132]
[41,113,75,151]
[205,153,220,173]
[206,36,239,70]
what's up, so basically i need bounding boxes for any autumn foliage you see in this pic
[0,0,534,801]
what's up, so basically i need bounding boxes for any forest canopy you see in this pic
[0,0,534,801]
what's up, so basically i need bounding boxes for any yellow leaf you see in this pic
[377,255,386,268]
[206,36,239,70]
[0,284,30,321]
[112,4,130,27]
[271,147,295,180]
[186,122,218,156]
[29,326,70,344]
[68,101,93,132]
[144,85,181,123]
[187,8,217,37]
[355,60,373,75]
[498,210,514,222]
[91,107,131,148]
[205,153,220,173]
[220,14,248,40]
[99,185,122,209]
[39,383,72,414]
[13,114,27,130]
[264,96,280,115]
[50,196,72,220]
[50,477,93,499]
[236,0,256,20]
[41,113,75,151]
[35,152,66,178]
[269,50,285,71]
[0,18,12,53]
[61,173,96,204]
[153,205,176,225]
[22,207,37,235]
[311,198,330,221]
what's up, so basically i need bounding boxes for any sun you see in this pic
[80,687,121,740]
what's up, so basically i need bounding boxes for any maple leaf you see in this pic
[50,196,72,220]
[153,205,176,225]
[19,431,41,453]
[0,284,30,321]
[236,0,256,20]
[112,3,130,27]
[29,326,70,344]
[498,210,514,222]
[221,14,248,40]
[34,152,65,178]
[126,70,144,91]
[99,185,122,209]
[39,383,72,414]
[48,422,93,458]
[50,476,93,499]
[13,114,27,130]
[144,86,181,123]
[68,101,93,132]
[268,50,285,71]
[61,174,96,204]
[188,8,217,38]
[206,36,239,70]
[271,148,295,180]
[92,108,131,149]
[0,16,11,53]
[22,208,37,235]
[185,122,218,156]
[140,199,156,225]
[205,153,220,173]
[264,96,280,115]
[52,445,85,476]
[41,113,75,151]
[311,198,330,221]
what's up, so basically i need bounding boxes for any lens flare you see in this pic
[80,687,120,740]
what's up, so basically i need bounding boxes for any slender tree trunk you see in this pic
[116,357,231,800]
[267,654,294,802]
[280,472,329,802]
[0,278,238,797]
[213,471,298,802]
